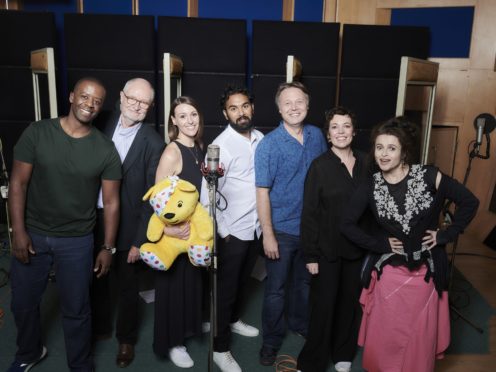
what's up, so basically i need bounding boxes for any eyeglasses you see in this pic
[122,91,151,110]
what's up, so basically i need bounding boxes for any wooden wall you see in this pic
[325,0,496,238]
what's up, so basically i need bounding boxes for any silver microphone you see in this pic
[476,117,485,146]
[207,144,220,171]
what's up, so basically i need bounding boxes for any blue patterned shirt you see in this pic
[255,122,327,236]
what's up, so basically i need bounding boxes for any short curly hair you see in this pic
[323,106,357,137]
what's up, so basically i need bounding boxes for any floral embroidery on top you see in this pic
[373,164,433,234]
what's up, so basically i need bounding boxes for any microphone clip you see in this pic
[201,162,224,186]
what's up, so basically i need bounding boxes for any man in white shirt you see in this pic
[200,86,263,372]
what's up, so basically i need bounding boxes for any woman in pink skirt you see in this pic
[340,117,479,372]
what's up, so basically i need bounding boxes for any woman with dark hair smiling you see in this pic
[153,96,205,369]
[340,116,479,372]
[297,107,369,372]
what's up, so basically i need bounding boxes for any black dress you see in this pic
[153,141,205,356]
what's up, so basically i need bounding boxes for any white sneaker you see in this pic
[213,351,242,372]
[169,346,194,368]
[202,322,210,333]
[230,320,259,337]
[335,361,352,372]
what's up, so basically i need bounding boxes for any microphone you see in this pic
[202,144,224,185]
[471,113,496,159]
[207,144,220,171]
[476,117,485,146]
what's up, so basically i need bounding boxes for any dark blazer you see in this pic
[102,111,165,252]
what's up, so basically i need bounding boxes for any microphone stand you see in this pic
[201,162,224,372]
[0,138,10,322]
[444,134,492,334]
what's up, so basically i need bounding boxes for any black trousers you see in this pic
[297,257,363,372]
[91,211,142,345]
[213,234,260,352]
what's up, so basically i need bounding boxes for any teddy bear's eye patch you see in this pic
[177,200,183,208]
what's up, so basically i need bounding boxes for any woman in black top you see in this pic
[153,96,205,368]
[340,117,479,372]
[297,107,369,372]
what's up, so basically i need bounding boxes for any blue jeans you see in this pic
[262,232,310,349]
[10,231,94,372]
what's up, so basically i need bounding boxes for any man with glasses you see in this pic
[91,78,164,368]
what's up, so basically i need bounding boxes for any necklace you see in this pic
[176,139,200,164]
[186,143,199,165]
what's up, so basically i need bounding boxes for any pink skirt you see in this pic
[358,265,450,372]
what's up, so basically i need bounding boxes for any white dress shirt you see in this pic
[200,125,264,240]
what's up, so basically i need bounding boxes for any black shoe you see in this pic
[259,345,277,366]
[116,343,135,368]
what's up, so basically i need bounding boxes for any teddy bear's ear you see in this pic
[142,185,156,201]
[177,180,197,193]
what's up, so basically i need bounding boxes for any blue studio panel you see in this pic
[295,0,323,22]
[199,0,282,20]
[82,0,132,14]
[140,0,187,17]
[391,7,474,58]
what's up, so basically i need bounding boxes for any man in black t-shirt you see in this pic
[7,77,121,372]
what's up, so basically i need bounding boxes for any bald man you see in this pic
[91,78,164,368]
[8,77,121,372]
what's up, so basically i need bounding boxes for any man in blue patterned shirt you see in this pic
[255,81,327,366]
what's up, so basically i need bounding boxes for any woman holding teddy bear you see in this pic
[153,96,206,369]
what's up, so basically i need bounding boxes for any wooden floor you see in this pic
[437,233,496,372]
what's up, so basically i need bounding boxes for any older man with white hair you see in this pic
[91,78,164,368]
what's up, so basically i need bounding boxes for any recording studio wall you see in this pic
[0,10,57,173]
[251,20,340,132]
[339,24,430,151]
[0,11,432,167]
[157,16,247,145]
[64,13,156,129]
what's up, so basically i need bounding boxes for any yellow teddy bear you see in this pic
[140,175,213,271]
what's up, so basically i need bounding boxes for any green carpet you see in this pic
[0,252,493,372]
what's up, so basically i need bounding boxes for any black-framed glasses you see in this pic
[122,91,152,110]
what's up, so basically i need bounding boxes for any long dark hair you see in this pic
[168,96,204,149]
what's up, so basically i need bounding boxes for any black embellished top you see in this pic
[340,164,479,295]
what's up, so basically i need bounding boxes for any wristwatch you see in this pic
[101,243,116,255]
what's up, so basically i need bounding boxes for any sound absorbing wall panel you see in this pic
[0,10,57,171]
[64,13,156,123]
[339,24,430,151]
[157,16,247,134]
[252,20,340,128]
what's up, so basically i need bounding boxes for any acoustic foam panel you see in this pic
[0,68,50,121]
[0,121,30,172]
[252,20,340,76]
[341,24,430,78]
[157,17,246,73]
[0,10,57,66]
[339,78,398,131]
[64,13,155,70]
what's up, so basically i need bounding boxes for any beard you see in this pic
[230,115,253,133]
